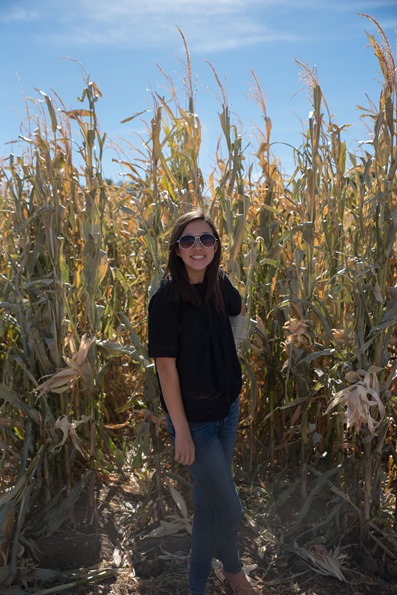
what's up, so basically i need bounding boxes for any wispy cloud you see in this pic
[64,3,299,53]
[0,5,39,23]
[1,0,395,54]
[0,0,308,53]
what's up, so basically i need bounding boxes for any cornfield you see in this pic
[0,13,396,591]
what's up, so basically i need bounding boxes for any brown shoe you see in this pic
[223,569,260,594]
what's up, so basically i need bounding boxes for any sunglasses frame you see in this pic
[177,233,218,250]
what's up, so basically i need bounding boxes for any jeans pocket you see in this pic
[188,421,215,447]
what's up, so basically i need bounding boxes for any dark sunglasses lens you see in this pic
[200,234,216,247]
[179,235,195,249]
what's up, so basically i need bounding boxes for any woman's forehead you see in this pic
[182,220,213,235]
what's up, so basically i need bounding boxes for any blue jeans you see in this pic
[167,399,242,595]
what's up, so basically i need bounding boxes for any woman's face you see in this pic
[176,220,218,284]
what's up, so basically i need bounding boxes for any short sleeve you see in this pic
[222,273,242,316]
[148,286,180,358]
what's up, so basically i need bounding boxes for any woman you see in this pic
[148,210,259,595]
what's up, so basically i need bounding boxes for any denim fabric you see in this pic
[167,399,242,595]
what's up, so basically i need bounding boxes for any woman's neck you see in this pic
[187,271,205,284]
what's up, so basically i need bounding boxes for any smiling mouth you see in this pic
[191,255,206,260]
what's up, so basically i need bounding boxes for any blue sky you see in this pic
[0,0,396,182]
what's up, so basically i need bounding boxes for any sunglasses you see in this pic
[177,233,218,250]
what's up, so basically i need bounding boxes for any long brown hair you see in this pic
[165,210,224,310]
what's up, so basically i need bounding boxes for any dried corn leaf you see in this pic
[34,335,94,398]
[292,542,348,581]
[324,365,386,434]
[34,368,78,398]
[158,546,189,562]
[52,414,91,455]
[169,485,189,519]
[120,475,146,496]
[73,334,95,366]
[145,518,192,538]
[97,249,108,286]
[113,547,123,567]
[331,328,345,344]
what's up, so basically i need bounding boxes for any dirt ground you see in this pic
[3,479,397,595]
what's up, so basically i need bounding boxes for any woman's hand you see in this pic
[174,428,195,465]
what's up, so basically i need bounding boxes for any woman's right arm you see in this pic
[155,357,195,466]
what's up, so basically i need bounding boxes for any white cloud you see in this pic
[42,0,266,51]
[0,7,38,23]
[1,0,304,53]
[2,0,395,53]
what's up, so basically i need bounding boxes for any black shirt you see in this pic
[148,272,243,422]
